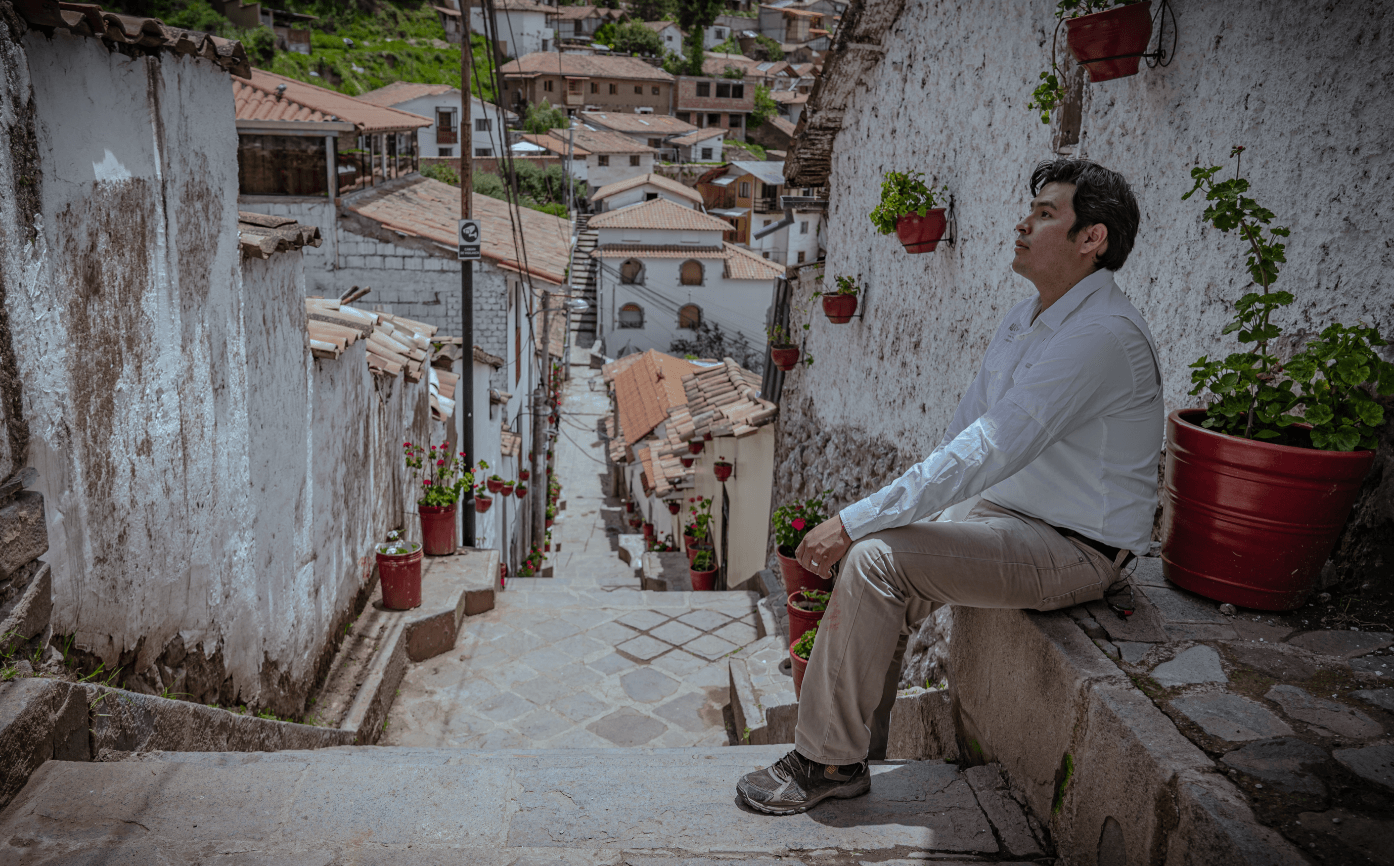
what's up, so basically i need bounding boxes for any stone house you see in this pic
[591,173,706,213]
[589,199,782,359]
[500,53,674,116]
[357,82,514,160]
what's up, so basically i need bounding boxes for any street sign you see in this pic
[457,219,481,260]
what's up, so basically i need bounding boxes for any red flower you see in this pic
[423,480,432,486]
[791,518,806,531]
[403,442,412,447]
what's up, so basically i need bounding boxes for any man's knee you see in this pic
[842,536,896,587]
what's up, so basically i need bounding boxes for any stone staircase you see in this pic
[569,214,599,344]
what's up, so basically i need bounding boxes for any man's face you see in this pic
[1012,181,1092,284]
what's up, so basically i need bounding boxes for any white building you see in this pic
[590,199,783,359]
[520,127,659,188]
[358,83,514,159]
[672,128,726,163]
[591,173,706,212]
[643,20,683,54]
[469,0,559,56]
[578,110,698,161]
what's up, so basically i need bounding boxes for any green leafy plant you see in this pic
[752,84,778,127]
[404,443,474,507]
[869,171,949,235]
[692,548,716,571]
[377,529,419,557]
[792,589,831,611]
[814,275,861,299]
[687,496,714,542]
[420,162,460,186]
[771,489,831,552]
[1183,147,1394,451]
[791,624,817,660]
[1028,0,1146,124]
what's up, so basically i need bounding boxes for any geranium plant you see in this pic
[791,624,817,660]
[823,275,861,296]
[688,496,714,542]
[403,442,474,507]
[1183,147,1394,451]
[771,489,831,552]
[692,548,716,571]
[790,588,831,612]
[869,171,949,235]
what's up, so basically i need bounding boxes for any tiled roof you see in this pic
[602,352,645,384]
[500,52,672,81]
[589,198,733,232]
[580,112,696,135]
[245,69,432,133]
[772,90,809,103]
[346,177,571,285]
[355,81,454,105]
[10,2,251,78]
[681,359,777,439]
[591,173,703,204]
[554,5,623,20]
[611,350,702,447]
[671,128,724,147]
[768,116,798,136]
[592,245,727,259]
[305,299,441,390]
[644,440,692,497]
[238,212,322,259]
[723,242,787,280]
[642,20,682,32]
[701,52,763,77]
[234,78,342,125]
[474,346,505,367]
[519,132,591,158]
[501,427,521,457]
[570,128,660,155]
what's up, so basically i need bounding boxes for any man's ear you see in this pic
[1080,222,1109,260]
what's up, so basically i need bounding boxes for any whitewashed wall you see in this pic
[470,8,553,57]
[602,256,772,358]
[238,196,338,291]
[588,152,656,189]
[599,185,702,212]
[390,93,509,159]
[774,0,1394,567]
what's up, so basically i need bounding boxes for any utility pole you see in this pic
[460,0,476,548]
[532,291,550,557]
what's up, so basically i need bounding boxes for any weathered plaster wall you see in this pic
[775,0,1394,591]
[0,5,37,484]
[237,196,338,292]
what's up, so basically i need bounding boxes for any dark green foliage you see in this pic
[594,20,665,56]
[523,102,570,134]
[675,0,726,75]
[751,84,777,126]
[629,0,677,21]
[420,162,460,185]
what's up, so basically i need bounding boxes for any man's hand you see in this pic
[795,515,854,579]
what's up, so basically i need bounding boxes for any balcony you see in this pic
[564,92,585,108]
[437,129,458,145]
[755,196,780,213]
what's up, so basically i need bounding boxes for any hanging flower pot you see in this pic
[546,518,554,528]
[626,500,635,513]
[667,500,681,515]
[770,346,801,372]
[519,469,531,482]
[1162,410,1376,611]
[418,504,458,556]
[821,293,859,324]
[680,455,695,469]
[1066,1,1154,83]
[713,461,733,483]
[703,431,713,441]
[688,440,704,455]
[787,589,830,652]
[895,210,948,253]
[474,495,493,513]
[501,482,515,497]
[642,521,654,539]
[516,485,529,499]
[486,477,504,494]
[376,539,423,610]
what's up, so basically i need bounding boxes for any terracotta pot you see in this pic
[680,455,695,468]
[895,209,948,253]
[376,544,423,610]
[501,483,515,496]
[1066,1,1153,83]
[821,294,858,324]
[688,440,704,455]
[642,521,654,539]
[474,496,493,514]
[544,543,551,552]
[516,486,529,499]
[776,547,833,597]
[519,469,530,482]
[713,462,733,482]
[787,590,828,651]
[626,500,635,513]
[690,567,718,591]
[417,504,457,556]
[687,542,713,565]
[770,346,801,371]
[486,478,504,494]
[546,518,554,528]
[703,432,713,441]
[791,649,809,699]
[667,501,681,515]
[1161,409,1375,611]
[683,532,696,551]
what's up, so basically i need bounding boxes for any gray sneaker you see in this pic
[736,749,870,815]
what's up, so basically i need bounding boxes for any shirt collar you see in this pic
[1032,268,1115,331]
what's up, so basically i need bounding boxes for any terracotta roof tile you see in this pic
[570,128,660,154]
[681,359,777,439]
[723,242,786,280]
[580,111,697,135]
[611,350,701,447]
[238,212,322,259]
[355,81,456,105]
[500,51,671,81]
[245,69,432,133]
[589,198,733,232]
[593,244,726,259]
[234,79,334,124]
[11,4,251,78]
[591,173,703,204]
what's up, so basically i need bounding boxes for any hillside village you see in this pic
[0,0,1392,863]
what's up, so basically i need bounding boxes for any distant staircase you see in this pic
[569,213,599,347]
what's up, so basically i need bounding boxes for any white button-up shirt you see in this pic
[840,268,1164,555]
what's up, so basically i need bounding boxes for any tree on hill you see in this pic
[748,34,785,62]
[751,84,777,127]
[675,0,725,76]
[593,20,665,56]
[629,0,676,21]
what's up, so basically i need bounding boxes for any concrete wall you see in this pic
[772,0,1394,575]
[687,427,776,587]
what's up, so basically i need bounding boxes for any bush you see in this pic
[421,162,460,186]
[523,101,570,134]
[751,84,777,127]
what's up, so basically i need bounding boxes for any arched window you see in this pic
[680,260,703,286]
[618,303,644,329]
[678,304,702,329]
[620,258,644,285]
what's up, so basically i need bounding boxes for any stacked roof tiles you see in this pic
[238,212,322,259]
[681,359,777,439]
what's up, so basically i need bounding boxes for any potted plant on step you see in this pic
[1028,1,1158,124]
[375,530,423,610]
[787,588,830,651]
[1162,146,1394,611]
[790,625,817,699]
[687,497,715,562]
[772,490,834,596]
[404,442,474,556]
[690,548,718,592]
[713,457,733,483]
[869,171,950,253]
[815,275,861,324]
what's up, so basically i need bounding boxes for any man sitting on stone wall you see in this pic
[736,159,1163,815]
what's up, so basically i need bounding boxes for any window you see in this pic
[629,154,640,166]
[438,146,453,157]
[609,83,618,95]
[732,84,744,98]
[544,79,554,92]
[715,28,726,39]
[678,304,702,329]
[728,115,742,128]
[651,86,660,95]
[237,134,328,196]
[597,155,610,166]
[697,81,712,97]
[708,113,721,126]
[680,260,703,285]
[437,109,456,132]
[475,147,493,157]
[634,85,642,94]
[739,181,751,197]
[475,117,492,132]
[648,138,661,147]
[716,83,731,98]
[762,252,771,259]
[568,78,584,95]
[644,192,658,201]
[542,38,550,51]
[591,82,599,94]
[700,147,713,160]
[797,251,806,263]
[800,220,809,234]
[618,303,644,328]
[677,111,691,123]
[620,258,644,284]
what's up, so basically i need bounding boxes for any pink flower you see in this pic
[403,442,412,447]
[436,459,445,467]
[791,518,806,531]
[423,480,432,486]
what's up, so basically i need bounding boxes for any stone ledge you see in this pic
[639,551,691,591]
[0,678,87,811]
[0,491,47,577]
[405,548,500,662]
[0,563,50,656]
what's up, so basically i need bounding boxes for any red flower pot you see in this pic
[516,486,529,499]
[642,521,654,539]
[626,501,635,513]
[703,432,712,441]
[519,469,530,482]
[680,455,695,468]
[667,501,681,515]
[1066,0,1153,83]
[486,478,504,494]
[821,294,858,324]
[770,346,801,371]
[690,565,718,591]
[688,440,704,455]
[688,542,712,565]
[787,590,828,652]
[501,483,515,496]
[683,532,696,551]
[376,545,423,610]
[895,209,948,253]
[776,547,833,597]
[474,496,493,514]
[1161,409,1375,611]
[546,518,554,528]
[544,543,551,552]
[713,462,733,483]
[791,649,809,699]
[418,504,457,556]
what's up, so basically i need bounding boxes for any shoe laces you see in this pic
[772,750,815,785]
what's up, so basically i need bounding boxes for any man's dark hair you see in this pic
[1029,159,1140,272]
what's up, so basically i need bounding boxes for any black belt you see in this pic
[1052,525,1134,567]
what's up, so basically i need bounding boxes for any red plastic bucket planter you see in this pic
[688,441,704,455]
[1161,409,1375,611]
[376,543,423,610]
[895,209,947,253]
[486,478,504,494]
[474,495,493,514]
[821,294,858,324]
[770,346,801,371]
[690,564,718,591]
[787,591,827,652]
[713,462,733,482]
[516,486,528,499]
[667,501,681,515]
[1066,1,1153,83]
[687,542,712,565]
[418,504,457,556]
[791,649,809,699]
[776,547,833,597]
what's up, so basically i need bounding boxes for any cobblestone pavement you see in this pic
[383,359,760,748]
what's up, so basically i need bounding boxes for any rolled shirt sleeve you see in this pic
[839,321,1137,540]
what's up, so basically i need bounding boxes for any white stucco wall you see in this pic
[687,427,775,586]
[773,0,1394,522]
[470,7,553,56]
[599,184,702,212]
[389,93,509,159]
[587,152,655,189]
[238,196,339,293]
[601,255,771,359]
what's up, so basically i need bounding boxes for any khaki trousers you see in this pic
[794,498,1127,766]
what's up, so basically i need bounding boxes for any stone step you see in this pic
[0,746,1044,862]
